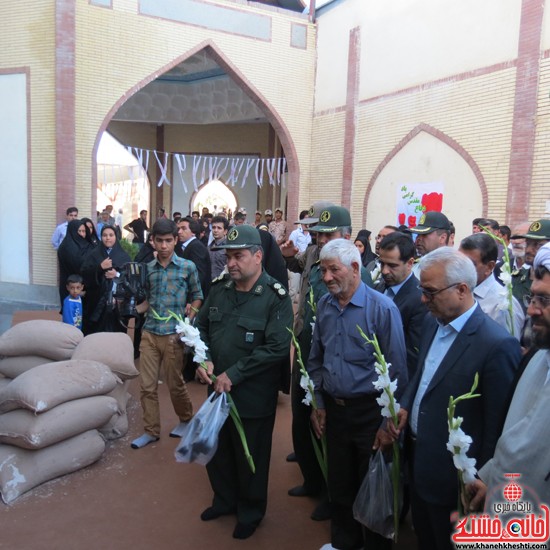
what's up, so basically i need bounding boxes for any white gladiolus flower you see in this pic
[452,453,477,484]
[176,318,209,363]
[372,370,391,390]
[447,427,473,453]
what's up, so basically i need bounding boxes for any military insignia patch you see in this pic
[530,221,542,232]
[419,214,426,225]
[308,206,314,216]
[228,228,238,241]
[320,210,331,223]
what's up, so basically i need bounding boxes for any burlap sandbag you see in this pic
[0,320,83,361]
[105,379,131,413]
[71,333,138,380]
[99,380,131,440]
[0,360,118,414]
[99,411,129,440]
[0,396,118,449]
[0,429,105,504]
[0,355,52,379]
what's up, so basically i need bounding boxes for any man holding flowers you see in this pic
[195,225,293,540]
[307,238,407,550]
[389,247,521,549]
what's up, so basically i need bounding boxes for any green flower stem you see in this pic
[287,327,328,485]
[447,373,480,517]
[480,226,515,336]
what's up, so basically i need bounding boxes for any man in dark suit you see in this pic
[389,247,521,550]
[377,231,428,379]
[176,217,212,299]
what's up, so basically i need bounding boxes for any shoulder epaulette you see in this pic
[270,281,288,299]
[212,272,230,285]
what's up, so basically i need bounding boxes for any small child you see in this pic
[63,274,84,330]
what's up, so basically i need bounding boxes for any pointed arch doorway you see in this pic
[191,179,237,218]
[94,42,299,224]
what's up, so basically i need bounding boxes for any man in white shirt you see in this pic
[51,206,79,250]
[459,233,525,339]
[288,210,312,254]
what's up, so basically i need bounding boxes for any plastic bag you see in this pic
[353,449,395,539]
[174,392,231,465]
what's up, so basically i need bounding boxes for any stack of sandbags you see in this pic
[0,359,119,504]
[71,333,138,440]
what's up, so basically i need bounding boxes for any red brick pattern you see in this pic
[341,27,360,209]
[506,0,545,227]
[55,0,76,222]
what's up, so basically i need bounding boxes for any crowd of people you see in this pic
[50,201,550,549]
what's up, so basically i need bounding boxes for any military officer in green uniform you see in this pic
[196,224,293,540]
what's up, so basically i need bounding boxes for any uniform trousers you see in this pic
[138,331,193,437]
[206,412,276,526]
[325,394,392,550]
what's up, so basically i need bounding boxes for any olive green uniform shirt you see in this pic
[196,270,293,418]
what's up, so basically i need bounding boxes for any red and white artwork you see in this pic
[396,183,444,228]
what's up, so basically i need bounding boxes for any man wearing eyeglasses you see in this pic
[388,247,521,550]
[467,242,550,513]
[510,219,550,313]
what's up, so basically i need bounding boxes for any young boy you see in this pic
[63,274,84,330]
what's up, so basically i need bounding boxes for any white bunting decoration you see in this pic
[154,150,171,187]
[112,148,286,190]
[174,153,188,193]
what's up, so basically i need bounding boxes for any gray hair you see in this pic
[320,238,361,267]
[337,226,352,238]
[419,246,477,291]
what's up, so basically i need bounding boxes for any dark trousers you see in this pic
[206,413,276,526]
[325,394,392,550]
[410,485,454,550]
[291,356,325,494]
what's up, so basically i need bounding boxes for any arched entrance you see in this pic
[93,42,299,223]
[190,179,237,217]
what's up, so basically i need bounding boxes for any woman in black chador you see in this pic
[81,225,130,335]
[57,219,92,312]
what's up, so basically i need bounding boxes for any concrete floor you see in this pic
[0,311,417,550]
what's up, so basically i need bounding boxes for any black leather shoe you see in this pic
[200,507,223,521]
[233,522,257,539]
[288,485,317,497]
[286,452,297,462]
[311,498,331,521]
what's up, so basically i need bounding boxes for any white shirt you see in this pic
[288,226,311,253]
[474,274,525,340]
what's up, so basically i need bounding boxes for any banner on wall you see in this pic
[396,183,444,229]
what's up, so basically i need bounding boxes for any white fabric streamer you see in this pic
[254,158,265,188]
[242,158,257,188]
[154,150,171,187]
[174,154,188,193]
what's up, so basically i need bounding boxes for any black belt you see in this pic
[324,393,378,407]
